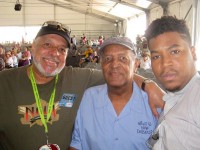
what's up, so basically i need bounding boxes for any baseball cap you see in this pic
[35,21,71,48]
[99,36,136,55]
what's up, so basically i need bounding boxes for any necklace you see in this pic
[30,66,58,142]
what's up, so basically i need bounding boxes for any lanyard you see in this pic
[30,66,58,133]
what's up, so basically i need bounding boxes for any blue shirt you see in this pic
[70,83,158,150]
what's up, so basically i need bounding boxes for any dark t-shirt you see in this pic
[0,66,104,149]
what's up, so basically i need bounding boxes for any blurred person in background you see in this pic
[139,52,151,70]
[4,50,14,68]
[11,50,18,68]
[0,44,5,71]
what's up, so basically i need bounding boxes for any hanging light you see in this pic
[14,0,22,11]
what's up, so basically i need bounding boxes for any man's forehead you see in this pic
[37,34,67,44]
[104,44,131,50]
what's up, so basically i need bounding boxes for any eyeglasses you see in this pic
[40,42,69,55]
[39,144,60,150]
[42,21,71,36]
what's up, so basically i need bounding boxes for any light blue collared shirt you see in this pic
[70,82,159,150]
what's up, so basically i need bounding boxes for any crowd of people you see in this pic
[69,33,152,70]
[0,15,199,150]
[67,34,103,68]
[78,46,100,67]
[0,44,32,71]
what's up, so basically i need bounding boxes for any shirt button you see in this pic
[115,138,119,141]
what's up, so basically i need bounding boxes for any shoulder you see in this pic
[81,84,107,102]
[84,84,107,95]
[62,66,101,74]
[133,82,148,98]
[0,66,26,76]
[80,84,107,105]
[61,66,104,87]
[0,66,28,88]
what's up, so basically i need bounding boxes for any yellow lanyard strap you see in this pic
[30,66,58,133]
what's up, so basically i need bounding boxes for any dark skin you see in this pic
[148,32,197,92]
[101,45,164,116]
[69,45,165,150]
[100,45,136,115]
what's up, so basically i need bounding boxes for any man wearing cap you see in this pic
[69,37,160,150]
[0,21,163,150]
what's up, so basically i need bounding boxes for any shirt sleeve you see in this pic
[70,89,91,150]
[70,105,82,150]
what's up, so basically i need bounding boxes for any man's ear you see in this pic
[134,58,140,73]
[191,46,197,61]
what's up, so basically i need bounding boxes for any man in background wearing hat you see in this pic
[70,37,160,150]
[0,21,164,150]
[139,52,151,70]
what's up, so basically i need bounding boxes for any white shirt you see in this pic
[6,57,14,67]
[140,58,151,70]
[72,37,77,45]
[12,55,18,66]
[153,73,200,150]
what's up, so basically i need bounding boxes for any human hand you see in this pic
[145,82,165,118]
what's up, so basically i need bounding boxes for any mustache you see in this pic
[44,56,59,63]
[160,68,177,77]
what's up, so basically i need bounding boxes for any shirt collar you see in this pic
[163,72,200,101]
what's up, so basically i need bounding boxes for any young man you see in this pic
[69,37,160,150]
[0,21,163,150]
[145,16,200,149]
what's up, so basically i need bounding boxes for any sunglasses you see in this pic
[42,21,71,36]
[39,144,60,150]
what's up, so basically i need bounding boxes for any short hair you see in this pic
[145,16,191,46]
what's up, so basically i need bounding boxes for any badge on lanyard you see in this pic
[59,93,77,107]
[39,144,60,150]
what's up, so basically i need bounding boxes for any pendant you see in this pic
[39,144,60,150]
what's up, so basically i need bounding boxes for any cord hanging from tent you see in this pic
[16,0,20,4]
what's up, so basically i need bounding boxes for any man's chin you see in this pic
[44,69,62,77]
[37,66,62,77]
[165,85,181,92]
[34,62,64,77]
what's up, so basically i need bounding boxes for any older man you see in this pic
[70,37,160,150]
